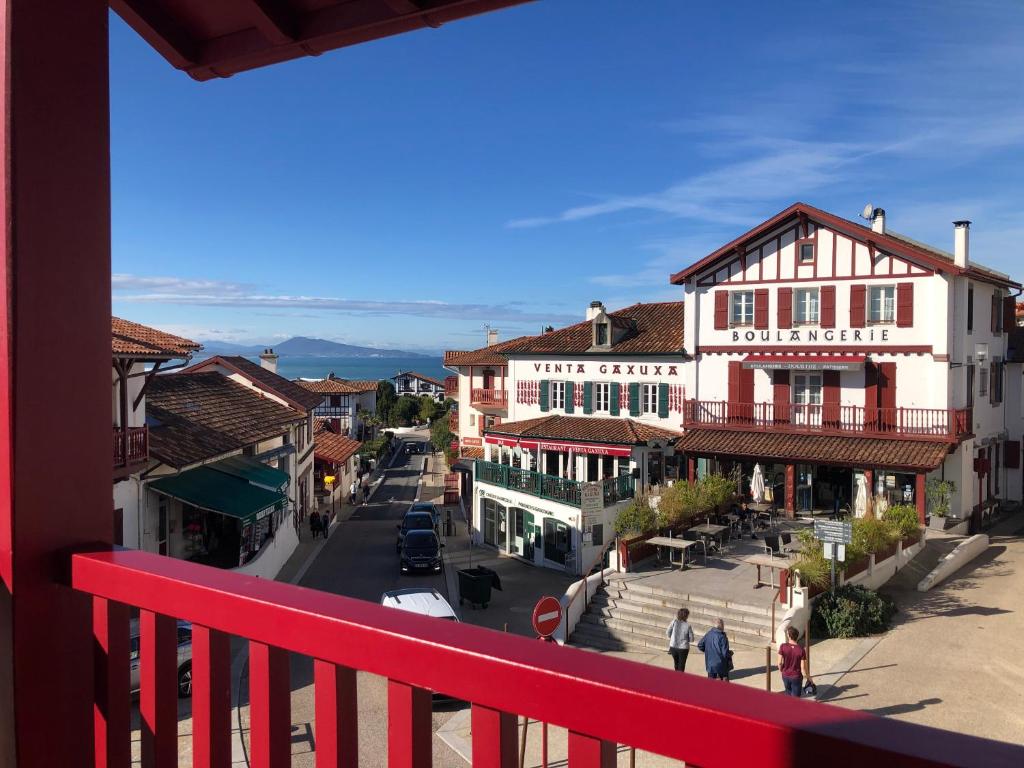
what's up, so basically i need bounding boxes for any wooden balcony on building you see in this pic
[113,425,148,476]
[683,400,972,442]
[444,375,459,397]
[474,458,634,508]
[471,388,507,408]
[313,404,351,418]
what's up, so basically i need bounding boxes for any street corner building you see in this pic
[673,203,1023,530]
[446,301,688,575]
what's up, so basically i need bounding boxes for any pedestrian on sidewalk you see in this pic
[666,608,695,672]
[697,619,732,681]
[349,480,357,505]
[361,474,370,505]
[309,510,321,539]
[778,626,813,697]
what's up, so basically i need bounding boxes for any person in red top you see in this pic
[777,625,813,697]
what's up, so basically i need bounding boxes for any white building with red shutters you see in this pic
[674,202,1021,529]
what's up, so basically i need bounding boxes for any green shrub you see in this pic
[656,474,736,527]
[847,514,897,563]
[615,497,658,536]
[925,478,956,517]
[882,504,920,539]
[810,585,896,639]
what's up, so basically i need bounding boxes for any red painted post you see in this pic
[915,473,927,525]
[568,731,616,768]
[785,464,796,519]
[471,704,518,768]
[0,1,113,765]
[249,641,291,768]
[192,625,232,768]
[139,610,178,768]
[315,659,359,768]
[93,597,131,768]
[387,679,432,768]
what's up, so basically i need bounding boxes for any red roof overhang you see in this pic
[742,354,866,371]
[484,435,633,457]
[114,0,535,81]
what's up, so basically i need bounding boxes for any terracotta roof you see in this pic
[147,373,304,468]
[296,377,378,394]
[392,371,444,387]
[487,415,681,445]
[460,446,485,459]
[112,316,201,359]
[499,302,685,356]
[675,430,950,472]
[313,426,362,466]
[444,335,535,367]
[184,356,323,412]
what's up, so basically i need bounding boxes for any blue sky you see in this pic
[111,0,1024,353]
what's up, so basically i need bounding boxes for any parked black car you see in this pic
[400,530,443,574]
[396,510,436,551]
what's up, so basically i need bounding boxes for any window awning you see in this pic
[210,454,289,492]
[742,354,866,371]
[149,459,287,525]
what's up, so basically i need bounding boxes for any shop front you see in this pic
[476,486,584,572]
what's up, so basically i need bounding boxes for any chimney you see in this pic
[953,220,970,267]
[486,328,499,347]
[259,347,278,374]
[586,300,605,321]
[871,207,886,234]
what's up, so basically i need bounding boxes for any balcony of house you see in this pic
[444,375,459,397]
[683,400,972,442]
[113,425,148,475]
[474,458,635,508]
[313,404,352,418]
[471,388,508,408]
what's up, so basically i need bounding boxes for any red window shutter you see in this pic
[1003,296,1016,332]
[714,291,728,330]
[772,370,790,423]
[777,287,793,329]
[864,361,878,426]
[850,284,866,328]
[896,282,914,327]
[1005,440,1021,469]
[823,370,840,427]
[820,285,836,328]
[754,289,769,329]
[727,361,741,403]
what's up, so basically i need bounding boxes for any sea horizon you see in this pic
[192,354,448,384]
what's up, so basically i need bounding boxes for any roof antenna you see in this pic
[859,203,874,221]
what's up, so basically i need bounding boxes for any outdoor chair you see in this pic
[682,530,708,564]
[763,534,783,558]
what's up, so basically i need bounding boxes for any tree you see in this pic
[657,474,736,528]
[392,395,421,426]
[614,496,657,536]
[376,380,397,425]
[418,395,441,423]
[430,417,453,456]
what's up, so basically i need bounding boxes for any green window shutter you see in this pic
[658,383,669,418]
[539,379,549,412]
[564,381,575,414]
[582,382,593,414]
[610,383,621,416]
[628,383,640,416]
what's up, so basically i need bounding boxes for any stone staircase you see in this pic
[571,574,775,652]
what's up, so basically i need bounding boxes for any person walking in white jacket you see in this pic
[666,608,695,672]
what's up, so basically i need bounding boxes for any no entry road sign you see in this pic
[532,596,563,638]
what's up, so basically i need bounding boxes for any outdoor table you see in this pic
[689,523,728,552]
[744,553,796,589]
[646,536,701,569]
[747,503,775,531]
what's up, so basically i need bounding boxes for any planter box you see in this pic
[844,556,870,579]
[928,515,949,531]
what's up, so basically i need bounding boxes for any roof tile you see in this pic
[187,356,324,411]
[112,316,201,358]
[488,415,680,445]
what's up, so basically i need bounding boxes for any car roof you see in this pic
[380,588,457,620]
[129,618,192,637]
[404,529,437,543]
[403,510,434,520]
[410,501,437,510]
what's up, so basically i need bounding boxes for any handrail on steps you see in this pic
[563,537,617,642]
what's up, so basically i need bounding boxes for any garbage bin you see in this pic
[464,565,502,592]
[457,569,492,609]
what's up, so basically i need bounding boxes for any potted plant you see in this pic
[925,478,956,530]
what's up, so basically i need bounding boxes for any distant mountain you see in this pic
[197,336,432,359]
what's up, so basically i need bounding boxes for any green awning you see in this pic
[150,465,286,525]
[209,454,289,492]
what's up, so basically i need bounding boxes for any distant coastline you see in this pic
[190,354,448,384]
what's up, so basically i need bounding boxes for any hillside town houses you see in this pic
[446,202,1024,574]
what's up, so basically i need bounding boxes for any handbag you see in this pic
[802,681,818,697]
[725,650,735,672]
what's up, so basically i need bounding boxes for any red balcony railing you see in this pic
[683,400,972,442]
[444,375,459,397]
[112,425,148,470]
[471,388,507,408]
[70,548,1022,768]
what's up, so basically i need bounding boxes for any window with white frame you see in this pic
[551,381,565,410]
[730,291,754,326]
[642,383,658,414]
[793,374,822,406]
[868,286,896,323]
[794,288,819,324]
[595,382,611,413]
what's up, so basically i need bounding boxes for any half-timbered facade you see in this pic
[673,202,1021,527]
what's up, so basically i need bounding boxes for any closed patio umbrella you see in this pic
[751,463,765,503]
[854,473,868,518]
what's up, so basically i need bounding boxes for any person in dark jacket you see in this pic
[697,619,732,680]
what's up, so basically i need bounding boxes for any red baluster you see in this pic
[93,597,130,768]
[315,660,358,768]
[388,679,431,768]
[249,641,290,768]
[139,610,178,768]
[568,731,616,768]
[192,625,231,768]
[471,704,518,768]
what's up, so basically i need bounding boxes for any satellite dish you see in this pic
[861,203,874,220]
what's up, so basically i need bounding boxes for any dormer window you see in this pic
[596,322,609,346]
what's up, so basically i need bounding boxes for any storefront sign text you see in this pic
[731,328,889,344]
[532,362,679,376]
